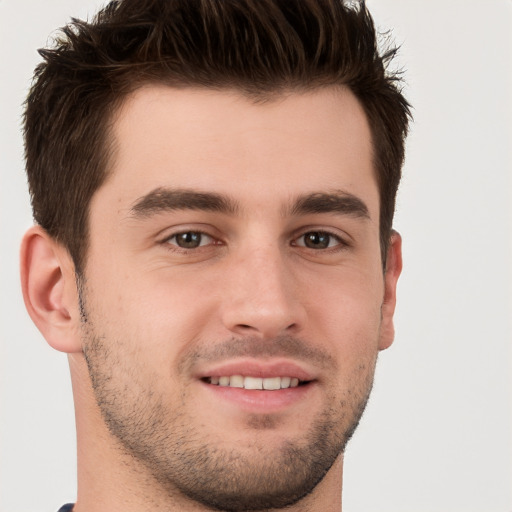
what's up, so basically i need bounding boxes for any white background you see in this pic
[1,1,511,511]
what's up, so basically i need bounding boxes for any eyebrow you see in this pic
[129,187,370,221]
[129,187,240,218]
[289,191,370,219]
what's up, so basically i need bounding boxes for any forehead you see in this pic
[98,85,377,217]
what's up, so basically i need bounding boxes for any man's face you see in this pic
[79,86,398,510]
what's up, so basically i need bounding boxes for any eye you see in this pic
[166,231,214,249]
[294,231,342,250]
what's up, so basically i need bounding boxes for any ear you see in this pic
[20,225,82,353]
[378,230,403,351]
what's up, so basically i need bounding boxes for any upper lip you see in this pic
[195,359,316,382]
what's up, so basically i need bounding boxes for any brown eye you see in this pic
[168,231,212,249]
[296,231,340,249]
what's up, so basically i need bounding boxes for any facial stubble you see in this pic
[79,286,377,512]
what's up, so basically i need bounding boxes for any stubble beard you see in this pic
[80,299,376,511]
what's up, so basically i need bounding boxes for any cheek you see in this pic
[311,285,382,400]
[316,278,382,318]
[306,268,384,354]
[86,265,221,363]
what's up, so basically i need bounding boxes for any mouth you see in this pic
[196,360,317,412]
[202,375,308,390]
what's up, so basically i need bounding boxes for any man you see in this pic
[20,0,410,510]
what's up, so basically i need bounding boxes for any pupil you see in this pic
[305,232,329,249]
[177,232,201,248]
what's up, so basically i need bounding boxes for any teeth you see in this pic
[229,375,244,388]
[208,376,303,390]
[244,376,263,390]
[263,377,281,390]
[281,376,291,388]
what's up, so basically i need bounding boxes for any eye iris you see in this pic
[304,232,330,249]
[176,232,202,248]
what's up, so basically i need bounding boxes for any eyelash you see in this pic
[291,230,347,251]
[161,229,348,253]
[162,231,218,251]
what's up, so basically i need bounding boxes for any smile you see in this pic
[206,375,303,390]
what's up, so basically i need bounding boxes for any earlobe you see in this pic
[20,226,82,353]
[378,230,403,351]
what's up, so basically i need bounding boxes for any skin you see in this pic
[21,85,402,512]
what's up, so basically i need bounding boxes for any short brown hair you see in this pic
[24,0,411,273]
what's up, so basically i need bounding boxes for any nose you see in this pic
[220,245,306,339]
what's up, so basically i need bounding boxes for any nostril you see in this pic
[233,322,300,336]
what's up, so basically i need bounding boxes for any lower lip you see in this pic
[200,381,315,413]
